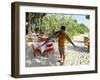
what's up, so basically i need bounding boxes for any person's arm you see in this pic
[65,33,76,47]
[38,31,59,48]
[50,31,59,38]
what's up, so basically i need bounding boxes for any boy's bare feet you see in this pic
[60,61,64,65]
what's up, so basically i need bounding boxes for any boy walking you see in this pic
[58,26,75,64]
[39,26,76,65]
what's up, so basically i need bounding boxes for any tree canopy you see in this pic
[27,13,89,38]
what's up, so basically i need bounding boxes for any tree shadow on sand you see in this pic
[74,40,84,43]
[66,45,89,53]
[25,45,58,67]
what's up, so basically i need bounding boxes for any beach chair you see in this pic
[43,40,55,57]
[33,36,46,58]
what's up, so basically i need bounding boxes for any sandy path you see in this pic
[25,34,89,67]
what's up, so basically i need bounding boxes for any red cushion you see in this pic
[39,37,46,42]
[34,48,41,53]
[45,48,54,53]
[46,44,53,47]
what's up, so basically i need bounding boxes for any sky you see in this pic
[63,14,90,29]
[73,15,90,29]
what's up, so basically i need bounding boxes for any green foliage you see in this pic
[85,15,90,20]
[31,14,89,38]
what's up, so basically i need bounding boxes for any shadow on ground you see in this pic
[66,45,89,53]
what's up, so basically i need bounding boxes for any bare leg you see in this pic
[59,48,65,65]
[61,51,64,63]
[59,51,62,61]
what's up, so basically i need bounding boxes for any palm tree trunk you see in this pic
[28,13,32,35]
